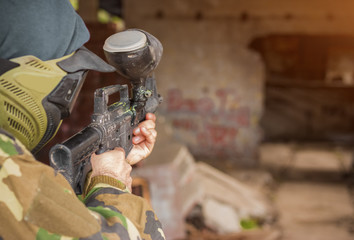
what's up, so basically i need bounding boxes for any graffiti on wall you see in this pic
[163,88,255,158]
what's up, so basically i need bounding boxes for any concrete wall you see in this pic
[123,0,354,164]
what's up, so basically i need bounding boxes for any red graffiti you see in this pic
[198,124,238,147]
[224,107,250,127]
[165,88,251,149]
[167,89,215,113]
[215,88,230,113]
[167,89,183,111]
[166,88,250,127]
[172,119,198,131]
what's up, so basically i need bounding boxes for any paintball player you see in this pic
[0,0,165,239]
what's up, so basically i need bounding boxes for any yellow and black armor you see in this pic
[0,47,115,153]
[0,54,71,151]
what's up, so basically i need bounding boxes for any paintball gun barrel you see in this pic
[49,29,163,194]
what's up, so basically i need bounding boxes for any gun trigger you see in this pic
[96,148,105,155]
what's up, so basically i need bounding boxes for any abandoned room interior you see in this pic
[35,0,354,239]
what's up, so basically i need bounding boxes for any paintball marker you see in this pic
[49,29,163,194]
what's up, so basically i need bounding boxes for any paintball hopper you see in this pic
[103,29,163,82]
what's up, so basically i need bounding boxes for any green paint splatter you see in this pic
[64,188,72,194]
[240,218,259,230]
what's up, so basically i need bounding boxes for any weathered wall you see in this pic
[123,0,354,164]
[124,0,354,43]
[251,35,354,142]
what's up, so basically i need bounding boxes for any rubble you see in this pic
[132,118,276,239]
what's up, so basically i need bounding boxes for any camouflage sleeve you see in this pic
[0,130,165,240]
[82,175,166,240]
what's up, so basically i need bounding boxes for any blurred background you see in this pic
[36,0,354,239]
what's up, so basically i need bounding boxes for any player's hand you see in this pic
[126,113,157,165]
[90,147,132,189]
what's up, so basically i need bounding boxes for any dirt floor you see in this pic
[200,142,354,240]
[247,143,353,240]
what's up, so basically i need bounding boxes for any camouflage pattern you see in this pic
[0,129,165,240]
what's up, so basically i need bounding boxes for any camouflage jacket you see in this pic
[0,130,166,240]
